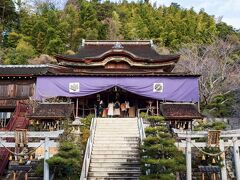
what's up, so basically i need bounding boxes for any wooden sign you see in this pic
[207,130,221,146]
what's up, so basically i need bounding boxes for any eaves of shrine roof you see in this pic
[161,102,203,120]
[0,64,67,76]
[28,103,74,119]
[55,40,180,63]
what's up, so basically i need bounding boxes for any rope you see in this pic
[0,140,45,157]
[187,138,237,156]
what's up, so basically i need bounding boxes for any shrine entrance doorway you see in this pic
[71,86,160,118]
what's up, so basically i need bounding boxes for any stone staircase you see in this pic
[88,118,141,179]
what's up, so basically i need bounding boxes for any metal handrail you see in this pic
[80,117,97,180]
[137,108,147,118]
[137,117,146,144]
[137,107,158,117]
[137,117,148,175]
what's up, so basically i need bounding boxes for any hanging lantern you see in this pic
[19,157,23,164]
[9,155,13,161]
[29,154,33,160]
[29,119,34,125]
[177,123,180,129]
[36,120,40,125]
[212,158,216,164]
[202,154,206,160]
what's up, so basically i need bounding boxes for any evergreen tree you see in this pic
[47,141,81,179]
[140,116,185,179]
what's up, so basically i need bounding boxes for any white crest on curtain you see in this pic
[153,83,163,92]
[69,82,80,93]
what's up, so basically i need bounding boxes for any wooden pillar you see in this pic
[25,172,28,180]
[186,131,192,180]
[13,172,16,180]
[156,100,159,115]
[201,173,204,180]
[44,137,50,180]
[219,140,227,180]
[76,98,79,117]
[212,173,216,180]
[82,98,85,117]
[233,137,240,180]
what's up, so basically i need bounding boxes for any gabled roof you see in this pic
[56,40,180,63]
[161,103,203,120]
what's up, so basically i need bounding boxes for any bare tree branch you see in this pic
[174,38,240,105]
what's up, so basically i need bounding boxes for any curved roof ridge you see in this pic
[84,39,152,45]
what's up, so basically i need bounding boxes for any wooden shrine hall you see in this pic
[0,40,203,177]
[0,40,202,127]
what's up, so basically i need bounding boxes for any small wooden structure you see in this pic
[0,130,63,180]
[174,128,240,180]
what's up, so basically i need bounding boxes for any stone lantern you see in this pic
[70,117,83,142]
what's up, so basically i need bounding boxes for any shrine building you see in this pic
[0,40,204,176]
[0,40,202,130]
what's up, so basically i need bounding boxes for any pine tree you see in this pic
[140,116,185,179]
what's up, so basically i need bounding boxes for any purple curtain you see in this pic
[35,76,199,102]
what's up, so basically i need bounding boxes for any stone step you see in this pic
[93,144,139,150]
[93,142,139,146]
[93,137,139,141]
[96,125,138,128]
[95,132,139,134]
[92,150,139,155]
[97,122,138,124]
[95,131,139,133]
[91,154,140,159]
[95,131,139,134]
[88,171,141,177]
[93,141,139,147]
[96,127,138,129]
[95,129,138,131]
[90,162,140,168]
[97,121,138,126]
[96,118,137,120]
[95,129,139,132]
[97,121,138,124]
[89,167,141,172]
[96,123,138,126]
[88,177,139,180]
[91,158,140,163]
[97,121,138,123]
[97,118,137,122]
[93,147,139,151]
[93,138,139,142]
[94,137,139,143]
[97,121,138,125]
[94,134,139,137]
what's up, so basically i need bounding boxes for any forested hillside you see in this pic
[0,0,239,117]
[1,0,239,59]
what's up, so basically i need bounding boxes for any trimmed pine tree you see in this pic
[140,116,185,179]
